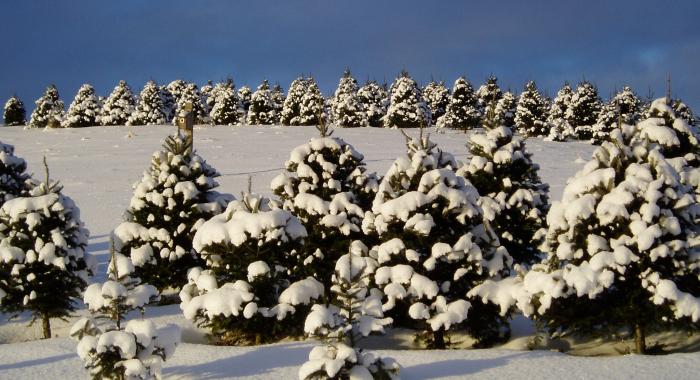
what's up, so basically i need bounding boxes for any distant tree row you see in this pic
[3,72,696,142]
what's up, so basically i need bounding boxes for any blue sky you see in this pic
[1,0,698,111]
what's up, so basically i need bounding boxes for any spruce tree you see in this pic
[476,75,503,114]
[237,85,253,121]
[163,80,185,122]
[127,80,167,126]
[246,80,277,125]
[436,77,481,131]
[200,80,215,115]
[545,83,576,142]
[271,83,285,123]
[383,71,430,128]
[364,130,512,348]
[470,115,700,354]
[0,162,92,339]
[3,96,26,126]
[494,91,517,128]
[271,123,379,299]
[281,77,308,126]
[99,80,135,126]
[0,141,31,206]
[299,79,325,126]
[113,134,232,294]
[566,81,602,140]
[209,80,240,126]
[173,83,208,124]
[29,85,64,129]
[459,124,549,266]
[331,70,368,128]
[181,192,324,344]
[515,81,549,137]
[358,81,388,128]
[423,80,450,125]
[300,241,399,380]
[63,84,100,128]
[672,99,695,126]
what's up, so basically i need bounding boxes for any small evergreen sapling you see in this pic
[358,81,389,128]
[0,159,92,338]
[246,80,277,125]
[29,85,64,128]
[181,192,324,344]
[3,96,26,126]
[331,70,368,128]
[383,71,430,128]
[128,80,168,126]
[515,81,549,137]
[494,91,516,129]
[300,241,399,380]
[436,77,481,131]
[63,84,100,128]
[113,134,232,294]
[0,141,31,207]
[299,79,325,126]
[281,77,309,126]
[99,80,136,126]
[209,80,240,126]
[476,75,503,115]
[423,80,450,125]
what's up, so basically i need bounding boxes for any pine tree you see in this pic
[99,80,135,126]
[515,81,549,137]
[0,161,92,339]
[476,75,503,115]
[566,81,602,140]
[271,83,285,123]
[127,80,167,126]
[163,80,185,122]
[592,86,642,144]
[545,83,576,142]
[436,77,481,131]
[246,80,277,125]
[672,99,695,126]
[72,246,179,380]
[271,123,379,299]
[358,81,388,128]
[494,91,517,128]
[181,192,324,344]
[423,80,450,125]
[383,71,430,128]
[459,124,549,266]
[363,130,512,348]
[331,70,368,128]
[0,141,31,206]
[209,80,240,126]
[300,241,400,380]
[173,83,208,124]
[201,80,215,115]
[299,78,325,126]
[29,85,64,129]
[470,114,700,354]
[3,96,26,126]
[62,84,100,128]
[237,85,253,121]
[113,134,232,294]
[280,77,308,126]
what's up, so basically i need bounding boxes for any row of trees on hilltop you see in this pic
[4,72,695,138]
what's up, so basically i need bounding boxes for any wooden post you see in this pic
[177,102,194,153]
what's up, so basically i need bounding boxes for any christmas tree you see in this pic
[3,96,26,126]
[476,75,503,115]
[436,77,481,131]
[331,70,368,128]
[237,85,253,121]
[99,80,135,126]
[566,81,602,140]
[0,141,31,206]
[173,82,208,124]
[209,80,240,126]
[514,81,549,137]
[423,80,450,125]
[299,78,325,126]
[246,80,277,125]
[127,80,168,126]
[271,83,286,123]
[200,80,215,115]
[545,82,576,142]
[383,71,430,128]
[29,85,64,128]
[494,91,517,128]
[62,84,100,128]
[280,77,308,126]
[112,134,232,294]
[357,81,388,128]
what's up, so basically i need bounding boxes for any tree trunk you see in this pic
[433,328,446,349]
[634,323,646,354]
[42,314,51,339]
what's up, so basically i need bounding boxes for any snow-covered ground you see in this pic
[1,124,698,379]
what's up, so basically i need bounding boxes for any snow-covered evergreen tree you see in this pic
[0,163,92,338]
[592,86,642,144]
[544,83,576,141]
[271,124,379,298]
[358,81,388,128]
[436,77,481,131]
[280,77,308,126]
[458,125,549,266]
[383,71,430,128]
[423,80,450,125]
[163,80,185,122]
[330,70,368,128]
[470,115,700,354]
[127,80,167,126]
[3,96,25,126]
[62,84,100,128]
[99,80,135,126]
[566,81,602,140]
[209,80,240,126]
[181,192,324,344]
[237,85,253,121]
[672,99,696,126]
[494,91,516,128]
[363,130,512,348]
[29,84,64,129]
[299,79,325,126]
[271,83,285,123]
[201,80,215,115]
[173,83,208,125]
[0,141,31,207]
[515,81,549,137]
[246,80,277,125]
[112,134,232,294]
[300,241,399,380]
[476,75,503,114]
[72,247,179,380]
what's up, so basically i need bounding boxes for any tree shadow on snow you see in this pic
[165,342,311,379]
[0,353,74,371]
[402,352,530,379]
